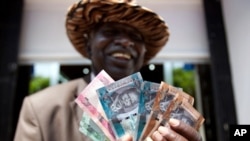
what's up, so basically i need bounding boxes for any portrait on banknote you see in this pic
[170,105,195,126]
[108,86,140,120]
[159,92,175,113]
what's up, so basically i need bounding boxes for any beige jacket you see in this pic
[14,78,92,141]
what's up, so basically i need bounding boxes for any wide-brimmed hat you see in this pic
[66,0,170,64]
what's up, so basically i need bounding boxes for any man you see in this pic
[14,0,202,141]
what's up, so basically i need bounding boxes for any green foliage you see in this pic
[29,76,50,94]
[173,68,195,97]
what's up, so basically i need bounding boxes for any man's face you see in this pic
[88,22,146,80]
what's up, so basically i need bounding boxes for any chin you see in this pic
[111,73,128,81]
[108,69,134,80]
[102,63,141,79]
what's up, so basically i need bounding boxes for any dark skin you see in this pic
[87,22,202,141]
[87,22,146,81]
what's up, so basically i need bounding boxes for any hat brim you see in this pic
[66,0,170,64]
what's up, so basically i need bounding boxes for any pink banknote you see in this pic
[75,70,116,141]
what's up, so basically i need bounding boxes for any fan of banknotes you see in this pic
[75,70,205,141]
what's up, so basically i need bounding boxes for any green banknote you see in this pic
[79,112,110,141]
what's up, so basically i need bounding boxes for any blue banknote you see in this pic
[135,81,160,141]
[97,72,143,139]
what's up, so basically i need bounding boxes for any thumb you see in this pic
[117,134,133,141]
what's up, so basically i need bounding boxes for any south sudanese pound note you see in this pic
[164,81,194,105]
[79,112,110,141]
[75,70,116,140]
[144,94,189,139]
[139,81,187,141]
[145,100,205,140]
[152,81,194,118]
[75,69,115,120]
[160,100,205,131]
[97,72,143,139]
[145,86,203,140]
[77,96,116,141]
[135,81,160,141]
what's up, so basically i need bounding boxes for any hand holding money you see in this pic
[75,70,205,141]
[148,118,203,141]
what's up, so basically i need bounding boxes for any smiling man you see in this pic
[87,22,146,80]
[14,0,202,141]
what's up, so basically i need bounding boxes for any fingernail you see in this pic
[121,134,132,140]
[159,126,176,138]
[145,137,153,141]
[169,118,180,126]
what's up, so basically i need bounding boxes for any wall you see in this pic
[221,0,250,124]
[18,0,209,64]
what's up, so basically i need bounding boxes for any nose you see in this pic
[114,36,135,48]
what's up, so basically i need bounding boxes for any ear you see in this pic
[86,30,94,58]
[86,41,92,57]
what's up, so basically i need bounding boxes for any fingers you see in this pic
[150,118,202,141]
[118,119,202,141]
[168,118,202,141]
[151,126,188,141]
[118,134,133,141]
[151,130,167,141]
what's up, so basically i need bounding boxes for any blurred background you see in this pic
[0,0,249,141]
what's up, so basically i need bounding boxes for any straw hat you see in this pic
[66,0,170,64]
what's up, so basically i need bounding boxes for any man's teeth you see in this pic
[112,53,131,59]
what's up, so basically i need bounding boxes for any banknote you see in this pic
[145,99,205,140]
[75,70,116,140]
[97,72,143,139]
[154,81,194,116]
[135,81,160,141]
[143,94,187,139]
[143,82,203,140]
[75,69,115,119]
[118,113,138,137]
[139,81,182,141]
[77,96,116,141]
[165,81,194,105]
[161,82,204,130]
[79,112,110,141]
[161,100,205,130]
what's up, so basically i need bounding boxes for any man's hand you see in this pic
[149,118,202,141]
[118,118,202,141]
[118,134,133,141]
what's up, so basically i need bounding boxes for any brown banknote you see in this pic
[145,95,205,140]
[139,81,194,141]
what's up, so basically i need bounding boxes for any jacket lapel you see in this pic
[70,76,90,130]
